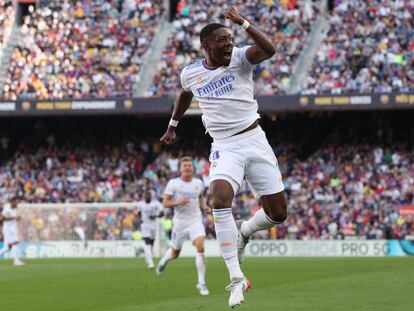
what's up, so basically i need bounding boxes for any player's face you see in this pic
[180,161,194,178]
[11,199,18,208]
[145,192,151,203]
[209,28,233,66]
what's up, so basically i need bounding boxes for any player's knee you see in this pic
[172,249,180,258]
[197,245,205,253]
[267,201,287,223]
[211,195,232,210]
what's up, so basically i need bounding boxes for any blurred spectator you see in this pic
[0,0,14,63]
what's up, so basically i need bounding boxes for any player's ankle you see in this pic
[240,222,250,238]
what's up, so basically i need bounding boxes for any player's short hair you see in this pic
[200,23,226,44]
[179,156,193,167]
[10,195,19,202]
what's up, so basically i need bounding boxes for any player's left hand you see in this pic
[224,6,244,25]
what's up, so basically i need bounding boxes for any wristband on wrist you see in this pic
[169,118,179,127]
[241,19,250,31]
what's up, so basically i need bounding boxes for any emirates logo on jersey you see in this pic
[196,74,235,99]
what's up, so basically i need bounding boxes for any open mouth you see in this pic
[224,51,232,58]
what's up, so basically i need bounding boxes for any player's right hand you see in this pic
[160,127,176,145]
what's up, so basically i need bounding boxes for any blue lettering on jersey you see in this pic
[196,74,235,99]
[212,150,220,160]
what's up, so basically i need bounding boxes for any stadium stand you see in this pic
[2,0,164,100]
[302,0,414,94]
[2,1,412,98]
[0,112,412,240]
[0,1,412,242]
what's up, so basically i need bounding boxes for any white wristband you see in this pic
[169,118,179,127]
[241,19,250,31]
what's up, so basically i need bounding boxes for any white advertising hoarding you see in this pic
[0,240,395,259]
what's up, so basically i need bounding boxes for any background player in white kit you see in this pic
[137,191,164,269]
[156,157,210,296]
[160,6,288,308]
[0,196,25,266]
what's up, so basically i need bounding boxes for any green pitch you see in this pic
[0,257,413,311]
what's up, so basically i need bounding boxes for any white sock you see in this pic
[11,244,19,261]
[144,244,154,267]
[213,208,244,280]
[0,246,9,256]
[159,248,174,267]
[195,252,206,285]
[241,208,281,238]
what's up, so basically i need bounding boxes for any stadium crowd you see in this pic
[1,0,412,99]
[2,0,164,100]
[302,0,414,94]
[0,113,412,241]
[147,0,317,96]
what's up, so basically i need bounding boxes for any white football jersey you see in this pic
[180,46,260,139]
[2,203,17,232]
[137,200,164,227]
[164,177,204,224]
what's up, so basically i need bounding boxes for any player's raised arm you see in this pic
[160,89,193,145]
[224,6,276,64]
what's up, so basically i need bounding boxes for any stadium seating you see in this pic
[0,113,412,240]
[2,0,164,100]
[2,0,412,98]
[302,0,414,94]
[5,142,412,241]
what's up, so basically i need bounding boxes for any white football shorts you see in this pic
[171,220,206,250]
[209,126,285,197]
[141,224,156,240]
[3,227,18,245]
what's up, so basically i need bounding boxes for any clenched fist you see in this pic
[224,7,245,25]
[160,128,176,145]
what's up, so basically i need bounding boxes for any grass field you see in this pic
[0,257,413,311]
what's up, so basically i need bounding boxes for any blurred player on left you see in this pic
[0,196,25,266]
[137,191,164,269]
